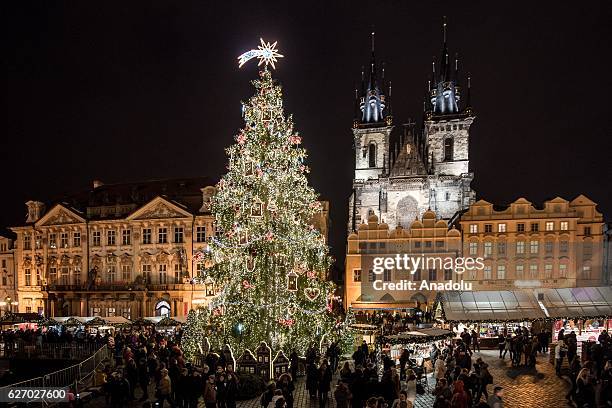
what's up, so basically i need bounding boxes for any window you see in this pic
[582,265,591,279]
[159,264,167,284]
[559,264,567,278]
[444,138,454,161]
[196,262,206,277]
[196,226,206,243]
[60,233,69,248]
[545,222,554,231]
[383,269,392,282]
[91,307,101,317]
[174,264,181,283]
[158,228,167,243]
[122,265,131,282]
[108,265,116,283]
[414,241,421,249]
[23,234,31,250]
[425,241,432,248]
[107,307,116,317]
[469,224,478,234]
[25,268,31,286]
[122,230,131,246]
[469,242,478,255]
[497,265,506,280]
[484,224,493,233]
[60,267,69,285]
[92,231,101,246]
[497,242,506,256]
[73,232,81,247]
[484,242,493,257]
[142,264,152,283]
[26,307,32,313]
[484,266,492,280]
[142,228,152,244]
[368,143,376,167]
[412,269,421,281]
[107,230,116,246]
[445,192,451,201]
[36,269,41,285]
[368,270,375,282]
[530,240,539,254]
[74,268,81,285]
[516,241,525,254]
[545,264,552,279]
[2,276,7,286]
[214,225,224,237]
[560,221,568,231]
[35,234,42,249]
[530,264,538,278]
[49,267,57,284]
[545,241,553,254]
[205,284,215,297]
[531,223,539,232]
[353,269,362,282]
[428,269,437,281]
[517,223,525,232]
[49,233,57,249]
[584,226,591,236]
[515,265,524,278]
[444,269,453,280]
[559,241,568,254]
[121,308,131,320]
[498,223,507,233]
[435,241,444,248]
[583,242,592,259]
[1,260,5,268]
[174,227,184,243]
[468,269,477,280]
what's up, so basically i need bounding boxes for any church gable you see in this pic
[127,196,192,221]
[36,204,85,227]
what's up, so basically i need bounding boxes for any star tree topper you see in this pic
[238,38,284,69]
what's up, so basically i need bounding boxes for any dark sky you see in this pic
[1,1,611,263]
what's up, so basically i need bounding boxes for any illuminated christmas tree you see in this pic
[200,41,336,353]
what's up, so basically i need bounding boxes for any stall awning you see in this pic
[539,287,612,319]
[439,290,546,322]
[350,303,418,311]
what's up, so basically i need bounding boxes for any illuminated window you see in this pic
[559,264,567,278]
[515,265,524,278]
[25,268,31,286]
[560,221,568,231]
[49,233,57,249]
[582,265,591,279]
[545,222,554,231]
[107,307,116,317]
[545,264,552,279]
[23,233,31,250]
[60,233,69,248]
[530,264,538,278]
[92,231,101,246]
[174,264,181,283]
[49,267,57,284]
[498,223,507,233]
[159,264,167,284]
[353,269,362,282]
[108,265,116,283]
[497,265,506,280]
[530,240,539,254]
[122,265,131,282]
[484,266,492,280]
[484,242,493,257]
[469,224,478,234]
[516,241,525,254]
[469,242,478,255]
[142,264,152,283]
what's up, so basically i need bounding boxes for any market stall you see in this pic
[381,328,454,365]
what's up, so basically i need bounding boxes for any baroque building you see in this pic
[348,24,475,233]
[10,177,330,318]
[0,234,17,315]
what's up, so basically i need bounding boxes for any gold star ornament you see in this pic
[238,38,284,69]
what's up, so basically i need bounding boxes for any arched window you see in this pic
[155,300,171,317]
[368,143,376,167]
[444,138,454,161]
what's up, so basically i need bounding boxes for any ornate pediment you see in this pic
[36,205,85,227]
[127,197,192,221]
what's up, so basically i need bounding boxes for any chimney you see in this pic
[93,180,104,189]
[25,201,46,223]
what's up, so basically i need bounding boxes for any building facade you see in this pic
[345,210,462,310]
[348,28,475,233]
[459,196,605,291]
[10,178,330,319]
[0,234,17,315]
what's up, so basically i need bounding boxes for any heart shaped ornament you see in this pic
[304,287,320,301]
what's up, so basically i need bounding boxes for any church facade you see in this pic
[348,29,475,233]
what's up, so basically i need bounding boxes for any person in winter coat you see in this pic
[125,358,139,400]
[434,356,446,384]
[156,368,174,407]
[268,390,284,408]
[487,386,504,408]
[350,368,366,408]
[289,350,299,380]
[333,381,352,408]
[450,380,469,408]
[137,358,149,401]
[276,373,295,408]
[203,375,217,408]
[317,360,333,408]
[216,374,229,408]
[433,378,453,408]
[225,372,238,408]
[575,368,595,408]
[306,362,319,398]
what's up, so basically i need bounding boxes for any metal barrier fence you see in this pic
[0,344,111,405]
[0,342,103,360]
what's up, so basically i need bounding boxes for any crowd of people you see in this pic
[494,327,551,367]
[555,329,612,407]
[0,326,108,346]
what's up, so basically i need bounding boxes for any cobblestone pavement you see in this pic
[84,349,571,408]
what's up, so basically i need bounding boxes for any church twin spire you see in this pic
[354,31,392,128]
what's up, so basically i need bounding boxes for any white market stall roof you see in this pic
[383,328,454,344]
[439,290,546,322]
[47,316,131,326]
[438,287,612,322]
[538,287,612,319]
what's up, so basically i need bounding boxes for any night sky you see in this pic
[1,1,611,263]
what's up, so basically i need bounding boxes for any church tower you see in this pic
[423,18,476,215]
[352,32,393,182]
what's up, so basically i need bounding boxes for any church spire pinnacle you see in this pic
[355,30,390,126]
